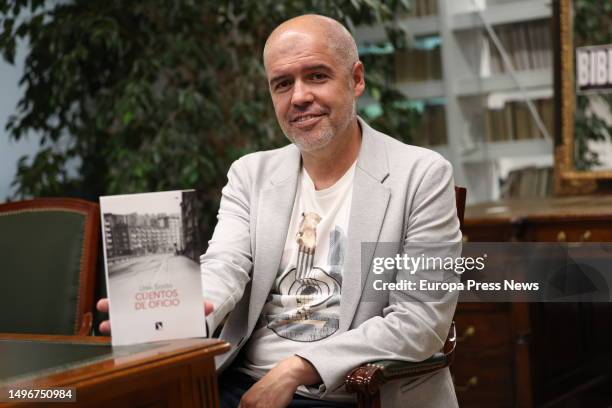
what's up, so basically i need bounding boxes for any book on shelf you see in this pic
[500,166,553,199]
[430,104,447,145]
[404,0,438,17]
[394,45,442,83]
[484,106,493,142]
[100,190,206,346]
[489,38,503,74]
[486,19,551,75]
[516,24,531,71]
[484,98,553,142]
[513,101,531,140]
[488,108,507,141]
[504,100,515,141]
[527,23,541,69]
[414,103,447,146]
[538,98,554,137]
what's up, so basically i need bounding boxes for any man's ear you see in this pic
[352,61,365,98]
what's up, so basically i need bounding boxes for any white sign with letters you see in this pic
[576,44,612,94]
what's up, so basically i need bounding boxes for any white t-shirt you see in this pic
[240,162,356,392]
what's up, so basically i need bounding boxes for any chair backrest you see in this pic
[0,198,100,335]
[455,186,466,231]
[446,186,467,363]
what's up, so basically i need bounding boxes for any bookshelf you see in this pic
[452,0,551,30]
[355,0,554,203]
[355,15,440,41]
[457,69,551,96]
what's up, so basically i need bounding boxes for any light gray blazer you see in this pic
[200,118,461,407]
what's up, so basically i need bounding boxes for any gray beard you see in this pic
[285,101,356,153]
[288,126,334,152]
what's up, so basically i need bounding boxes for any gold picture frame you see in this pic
[554,0,612,195]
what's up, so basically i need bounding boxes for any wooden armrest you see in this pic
[77,312,94,336]
[345,322,456,401]
[345,355,452,408]
[345,353,448,392]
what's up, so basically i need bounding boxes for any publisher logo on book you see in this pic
[155,322,163,330]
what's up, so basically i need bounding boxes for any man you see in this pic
[99,14,460,408]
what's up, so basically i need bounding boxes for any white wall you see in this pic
[0,40,39,201]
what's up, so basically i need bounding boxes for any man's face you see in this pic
[264,31,363,152]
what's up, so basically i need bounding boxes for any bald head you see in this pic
[263,14,359,73]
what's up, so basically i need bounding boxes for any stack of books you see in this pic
[487,19,552,74]
[394,46,442,83]
[404,0,439,17]
[413,104,448,146]
[484,98,553,142]
[500,166,553,198]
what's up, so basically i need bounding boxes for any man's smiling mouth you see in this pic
[291,113,324,123]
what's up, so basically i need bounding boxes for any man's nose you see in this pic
[291,80,314,106]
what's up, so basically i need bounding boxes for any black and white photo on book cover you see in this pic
[100,190,206,346]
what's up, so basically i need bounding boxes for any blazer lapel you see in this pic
[339,119,391,331]
[248,147,300,332]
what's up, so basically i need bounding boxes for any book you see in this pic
[539,98,554,138]
[504,103,515,141]
[527,22,541,69]
[540,22,552,68]
[513,101,532,140]
[489,38,503,74]
[487,108,504,141]
[430,104,447,145]
[100,190,206,346]
[516,25,531,71]
[484,109,494,142]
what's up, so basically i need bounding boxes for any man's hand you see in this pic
[96,298,111,334]
[239,356,321,408]
[95,298,215,335]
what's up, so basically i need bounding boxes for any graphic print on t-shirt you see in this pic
[264,212,345,342]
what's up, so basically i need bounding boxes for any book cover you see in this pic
[100,190,206,346]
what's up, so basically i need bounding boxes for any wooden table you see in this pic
[0,334,230,407]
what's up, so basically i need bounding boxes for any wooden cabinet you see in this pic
[453,304,515,406]
[457,196,612,407]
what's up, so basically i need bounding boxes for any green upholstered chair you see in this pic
[345,186,466,408]
[0,198,100,335]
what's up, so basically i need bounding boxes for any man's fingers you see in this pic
[204,300,214,316]
[97,298,109,313]
[97,298,209,334]
[97,299,111,335]
[99,320,111,335]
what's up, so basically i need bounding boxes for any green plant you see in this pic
[0,0,417,242]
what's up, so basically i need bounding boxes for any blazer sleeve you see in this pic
[295,156,461,397]
[200,158,253,335]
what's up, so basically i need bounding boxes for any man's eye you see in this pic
[310,73,327,81]
[275,80,291,91]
